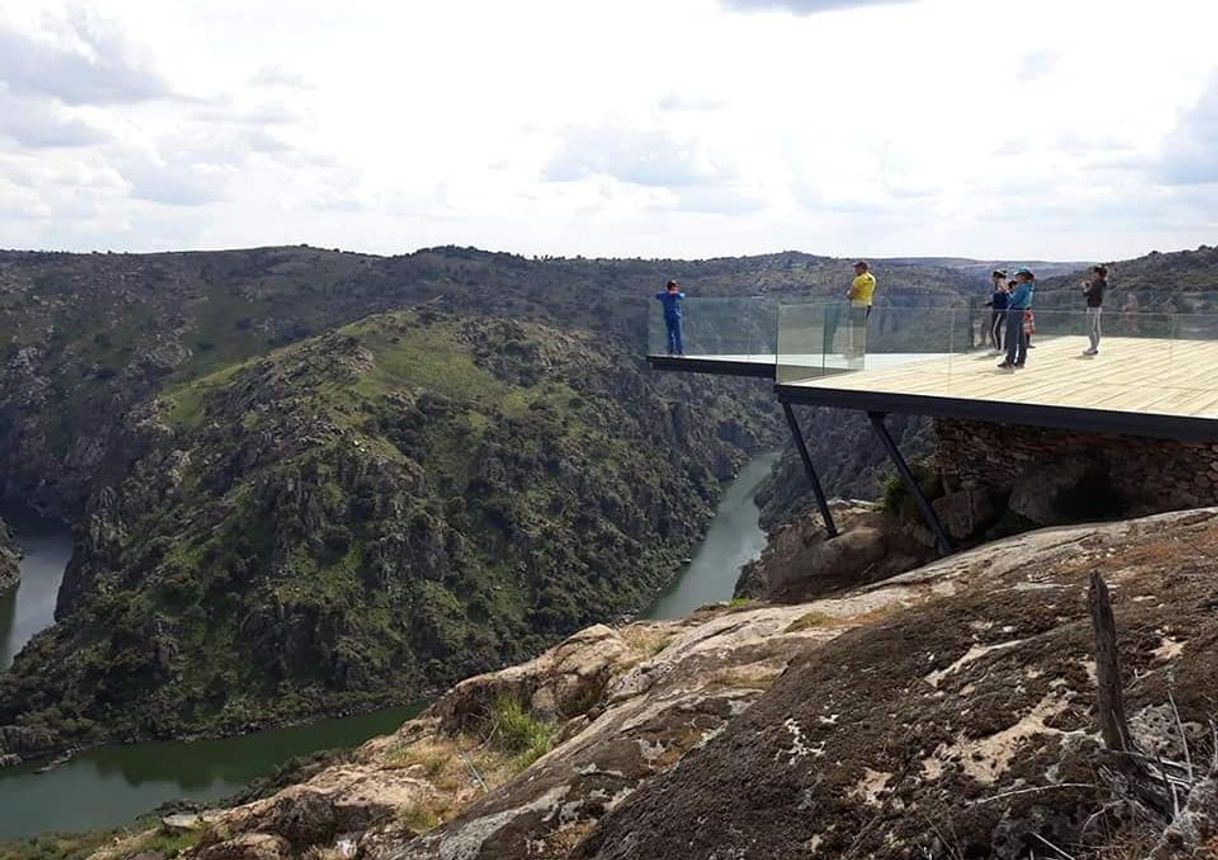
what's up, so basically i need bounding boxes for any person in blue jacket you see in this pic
[999,268,1035,369]
[656,279,685,355]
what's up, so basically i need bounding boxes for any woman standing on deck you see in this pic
[985,270,1009,353]
[999,268,1035,369]
[1082,265,1107,356]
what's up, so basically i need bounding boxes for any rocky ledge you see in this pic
[0,517,20,593]
[94,508,1218,860]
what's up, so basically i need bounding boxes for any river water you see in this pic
[0,506,72,671]
[0,452,777,839]
[646,451,778,619]
[0,507,422,841]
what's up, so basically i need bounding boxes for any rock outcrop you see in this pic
[88,508,1218,860]
[0,517,19,592]
[735,500,935,602]
[25,508,1217,853]
[579,508,1218,859]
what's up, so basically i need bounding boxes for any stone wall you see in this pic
[933,418,1218,520]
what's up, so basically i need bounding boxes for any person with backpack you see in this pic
[998,268,1035,369]
[1082,265,1107,355]
[655,279,685,356]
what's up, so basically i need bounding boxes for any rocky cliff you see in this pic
[87,508,1218,860]
[0,518,18,592]
[0,311,779,758]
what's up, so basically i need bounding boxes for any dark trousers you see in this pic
[1004,311,1027,365]
[990,311,1004,349]
[665,317,683,354]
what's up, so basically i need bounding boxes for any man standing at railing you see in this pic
[846,261,876,358]
[1082,265,1107,356]
[656,279,685,356]
[999,268,1035,369]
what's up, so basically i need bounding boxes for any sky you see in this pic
[1,0,1217,261]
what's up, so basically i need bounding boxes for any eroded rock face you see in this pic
[100,509,1218,860]
[735,501,934,602]
[576,509,1218,859]
[0,517,19,592]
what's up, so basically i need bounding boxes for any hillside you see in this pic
[1037,243,1218,311]
[74,508,1218,860]
[0,245,987,754]
[0,245,977,517]
[0,310,780,755]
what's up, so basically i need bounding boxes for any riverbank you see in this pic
[644,451,778,620]
[0,506,72,672]
[0,703,426,840]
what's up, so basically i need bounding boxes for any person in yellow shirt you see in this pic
[848,260,877,309]
[846,260,876,358]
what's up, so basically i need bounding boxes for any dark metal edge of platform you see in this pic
[775,383,1218,442]
[646,355,776,379]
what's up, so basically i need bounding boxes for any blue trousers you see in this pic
[665,317,683,354]
[1004,311,1027,365]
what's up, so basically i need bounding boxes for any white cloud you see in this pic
[720,0,919,13]
[0,90,108,147]
[0,10,171,104]
[544,125,737,188]
[0,0,1216,260]
[1160,74,1218,186]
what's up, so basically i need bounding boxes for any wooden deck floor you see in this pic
[786,336,1218,420]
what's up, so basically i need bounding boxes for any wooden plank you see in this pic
[791,336,1218,421]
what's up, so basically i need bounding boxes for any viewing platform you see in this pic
[649,298,1218,553]
[648,300,1218,442]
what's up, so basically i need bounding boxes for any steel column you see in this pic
[867,411,952,556]
[781,402,838,537]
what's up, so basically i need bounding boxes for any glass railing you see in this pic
[650,297,1218,417]
[646,296,780,364]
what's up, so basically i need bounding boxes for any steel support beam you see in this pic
[781,402,838,537]
[867,411,953,556]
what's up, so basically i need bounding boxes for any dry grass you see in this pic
[785,610,834,632]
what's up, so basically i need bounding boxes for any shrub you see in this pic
[489,694,553,770]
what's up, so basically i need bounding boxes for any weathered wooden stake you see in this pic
[1089,571,1133,753]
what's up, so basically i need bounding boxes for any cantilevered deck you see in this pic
[647,301,1218,441]
[648,299,1218,550]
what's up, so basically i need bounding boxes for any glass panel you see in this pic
[776,303,830,383]
[647,296,779,366]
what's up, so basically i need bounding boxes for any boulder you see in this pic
[259,789,337,849]
[932,487,996,540]
[196,834,291,860]
[1007,460,1090,525]
[737,502,932,603]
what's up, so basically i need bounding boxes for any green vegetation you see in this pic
[880,463,944,521]
[489,694,554,770]
[398,804,441,835]
[785,610,834,632]
[0,308,768,751]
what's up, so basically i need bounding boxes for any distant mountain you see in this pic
[879,256,1092,282]
[1036,243,1218,311]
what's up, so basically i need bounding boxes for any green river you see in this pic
[0,452,775,838]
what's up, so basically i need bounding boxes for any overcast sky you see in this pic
[2,0,1217,261]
